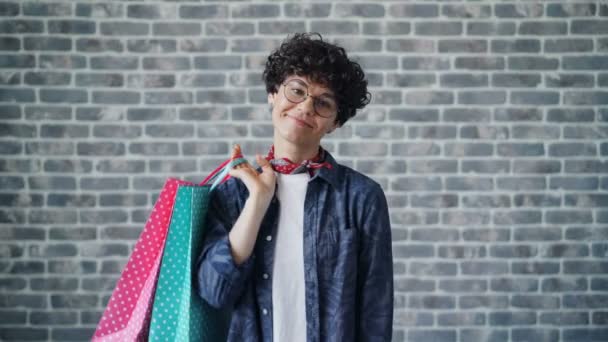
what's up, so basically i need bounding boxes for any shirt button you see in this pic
[266,235,272,242]
[262,308,268,315]
[263,273,269,279]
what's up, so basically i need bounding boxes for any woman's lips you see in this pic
[287,114,312,128]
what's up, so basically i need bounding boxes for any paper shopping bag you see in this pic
[92,178,183,342]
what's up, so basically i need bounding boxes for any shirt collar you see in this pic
[311,149,340,188]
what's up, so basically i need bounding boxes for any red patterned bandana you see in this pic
[265,145,332,176]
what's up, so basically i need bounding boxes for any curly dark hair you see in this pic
[263,33,371,126]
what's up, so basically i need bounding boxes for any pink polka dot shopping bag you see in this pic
[92,156,246,342]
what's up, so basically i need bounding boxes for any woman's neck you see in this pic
[272,142,320,164]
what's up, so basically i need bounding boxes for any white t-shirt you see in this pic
[272,172,309,342]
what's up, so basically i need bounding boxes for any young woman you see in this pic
[197,33,393,341]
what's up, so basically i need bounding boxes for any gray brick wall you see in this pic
[1,0,607,341]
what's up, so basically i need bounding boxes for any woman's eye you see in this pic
[290,88,305,96]
[319,99,335,109]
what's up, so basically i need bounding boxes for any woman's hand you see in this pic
[228,144,276,207]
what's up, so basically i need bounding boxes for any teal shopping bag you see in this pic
[149,158,245,341]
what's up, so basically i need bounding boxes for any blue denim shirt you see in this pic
[196,151,393,341]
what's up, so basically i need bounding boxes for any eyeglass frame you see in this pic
[280,78,339,119]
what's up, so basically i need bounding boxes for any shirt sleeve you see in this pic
[195,180,255,309]
[357,185,394,341]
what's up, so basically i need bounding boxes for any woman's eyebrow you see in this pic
[288,77,336,99]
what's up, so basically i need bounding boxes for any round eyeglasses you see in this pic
[282,79,338,118]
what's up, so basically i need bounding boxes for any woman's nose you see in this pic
[297,95,316,116]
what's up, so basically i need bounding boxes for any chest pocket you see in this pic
[317,226,358,278]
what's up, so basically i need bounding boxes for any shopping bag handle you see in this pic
[201,157,248,191]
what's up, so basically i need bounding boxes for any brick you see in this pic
[48,19,95,34]
[460,125,509,139]
[310,21,359,35]
[490,245,537,258]
[30,277,78,291]
[409,262,457,276]
[509,56,558,70]
[439,39,487,52]
[0,37,19,51]
[408,330,455,342]
[489,312,536,325]
[284,4,330,17]
[99,193,146,207]
[76,3,123,18]
[545,39,593,53]
[92,90,140,104]
[386,73,435,87]
[491,278,538,292]
[405,91,453,105]
[100,22,148,35]
[542,277,587,292]
[592,312,608,325]
[492,73,541,87]
[546,74,594,88]
[513,261,560,274]
[80,210,128,224]
[153,22,201,36]
[333,38,384,52]
[0,2,18,16]
[467,22,515,36]
[96,160,145,173]
[179,4,227,19]
[391,176,441,191]
[410,228,458,242]
[387,39,434,53]
[335,4,384,17]
[550,176,598,190]
[47,193,95,207]
[550,143,596,157]
[563,329,608,342]
[565,261,608,275]
[461,296,508,309]
[547,3,596,17]
[415,22,462,35]
[462,195,510,208]
[565,160,608,173]
[438,245,486,258]
[455,56,504,70]
[497,143,544,157]
[461,330,508,342]
[440,74,487,88]
[495,4,543,18]
[462,261,508,275]
[49,227,96,241]
[363,22,410,35]
[438,312,485,326]
[439,279,487,293]
[458,91,506,105]
[572,20,608,34]
[182,142,228,155]
[570,125,608,141]
[512,329,558,342]
[446,177,493,191]
[564,56,608,70]
[512,125,559,139]
[0,328,47,340]
[389,4,438,17]
[31,311,78,325]
[519,21,567,35]
[0,309,26,324]
[409,295,455,309]
[259,21,306,35]
[0,19,44,34]
[442,4,491,18]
